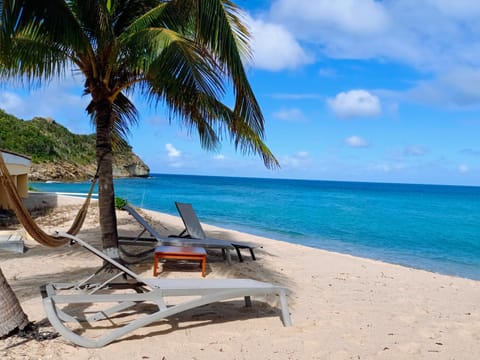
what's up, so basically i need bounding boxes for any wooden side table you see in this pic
[153,245,207,277]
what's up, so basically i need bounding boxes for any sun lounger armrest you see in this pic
[118,236,157,243]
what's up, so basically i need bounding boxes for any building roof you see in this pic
[1,150,32,166]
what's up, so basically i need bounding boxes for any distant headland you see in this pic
[0,109,149,181]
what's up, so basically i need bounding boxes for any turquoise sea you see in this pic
[31,174,480,280]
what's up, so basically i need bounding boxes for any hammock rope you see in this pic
[0,152,97,247]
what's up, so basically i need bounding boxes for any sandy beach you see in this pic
[1,194,480,359]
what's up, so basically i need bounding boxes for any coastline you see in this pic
[30,175,480,281]
[1,194,480,359]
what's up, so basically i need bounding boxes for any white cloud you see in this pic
[404,146,428,156]
[328,90,381,118]
[429,0,480,18]
[272,108,305,121]
[408,67,480,107]
[165,143,181,158]
[0,88,87,120]
[461,148,480,156]
[0,91,24,115]
[213,154,226,160]
[318,68,337,78]
[271,93,324,100]
[458,164,470,173]
[370,162,407,173]
[345,136,369,148]
[0,73,91,133]
[248,17,312,71]
[272,0,389,35]
[268,0,462,69]
[169,162,184,168]
[147,115,167,126]
[264,0,480,109]
[281,151,310,168]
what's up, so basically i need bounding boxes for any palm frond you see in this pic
[119,2,168,38]
[112,92,139,140]
[146,32,225,98]
[0,0,91,82]
[193,0,264,131]
[146,63,278,167]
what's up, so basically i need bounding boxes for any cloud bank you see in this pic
[249,0,480,108]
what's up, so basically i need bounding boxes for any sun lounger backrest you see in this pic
[175,202,207,239]
[122,205,162,239]
[55,232,147,284]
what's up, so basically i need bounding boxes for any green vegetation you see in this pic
[114,196,128,210]
[0,109,132,164]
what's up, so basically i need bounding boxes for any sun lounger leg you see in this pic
[234,246,244,262]
[244,296,252,307]
[278,290,292,327]
[233,245,256,262]
[43,296,102,348]
[220,249,232,265]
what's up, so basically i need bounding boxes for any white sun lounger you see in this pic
[41,232,291,348]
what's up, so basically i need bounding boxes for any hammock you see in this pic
[0,152,97,247]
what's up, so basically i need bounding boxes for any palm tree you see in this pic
[0,0,278,252]
[0,268,29,337]
[0,0,277,336]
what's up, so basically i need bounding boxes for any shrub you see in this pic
[114,196,128,209]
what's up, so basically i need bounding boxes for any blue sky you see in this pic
[1,0,480,186]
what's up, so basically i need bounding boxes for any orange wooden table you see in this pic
[153,245,207,277]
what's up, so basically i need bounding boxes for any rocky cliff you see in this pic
[28,154,150,181]
[0,110,150,181]
[113,152,150,178]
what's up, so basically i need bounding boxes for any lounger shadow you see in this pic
[41,232,292,348]
[174,202,257,262]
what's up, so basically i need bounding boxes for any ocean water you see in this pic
[31,174,480,280]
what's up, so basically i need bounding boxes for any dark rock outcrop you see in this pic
[28,156,149,182]
[112,153,150,178]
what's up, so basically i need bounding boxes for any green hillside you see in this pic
[0,109,129,164]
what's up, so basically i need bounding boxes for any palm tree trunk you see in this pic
[0,267,29,337]
[95,99,119,253]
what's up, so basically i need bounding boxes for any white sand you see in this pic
[1,194,480,359]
